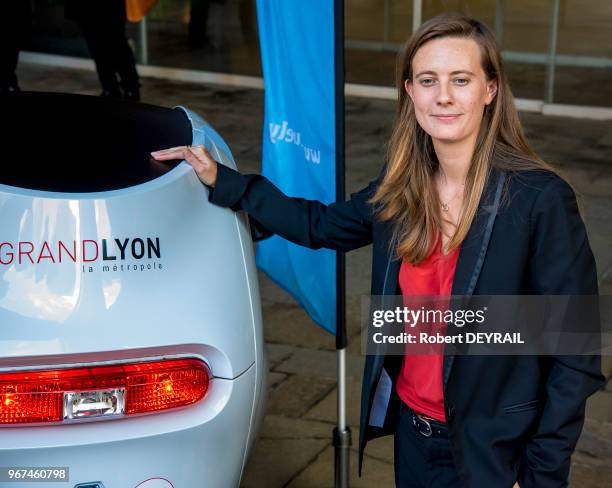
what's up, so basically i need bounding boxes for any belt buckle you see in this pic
[412,412,433,437]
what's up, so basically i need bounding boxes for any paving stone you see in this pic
[286,445,394,488]
[584,197,612,239]
[267,374,336,419]
[241,438,328,488]
[274,347,365,380]
[520,112,612,171]
[267,371,287,390]
[569,421,612,488]
[259,414,333,441]
[345,292,368,338]
[568,458,612,488]
[585,390,612,423]
[589,236,612,281]
[304,378,363,428]
[262,301,336,351]
[346,245,374,300]
[261,275,337,351]
[599,270,612,297]
[575,418,612,461]
[346,334,367,357]
[266,343,295,369]
[346,296,376,357]
[259,271,302,306]
[560,165,612,199]
[601,355,612,380]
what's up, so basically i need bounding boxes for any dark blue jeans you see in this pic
[394,402,462,487]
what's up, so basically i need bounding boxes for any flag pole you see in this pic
[333,0,350,487]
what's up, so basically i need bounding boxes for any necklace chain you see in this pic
[437,172,465,212]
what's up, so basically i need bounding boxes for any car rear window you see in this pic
[0,92,192,192]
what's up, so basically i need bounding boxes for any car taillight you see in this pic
[0,358,210,425]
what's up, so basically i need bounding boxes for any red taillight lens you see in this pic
[124,360,210,415]
[0,358,210,425]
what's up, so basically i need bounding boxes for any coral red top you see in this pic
[396,238,460,422]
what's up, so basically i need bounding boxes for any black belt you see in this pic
[402,402,448,438]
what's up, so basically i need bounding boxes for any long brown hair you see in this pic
[371,12,560,264]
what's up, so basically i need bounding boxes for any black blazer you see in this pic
[208,162,605,488]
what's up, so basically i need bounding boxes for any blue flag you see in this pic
[255,0,337,333]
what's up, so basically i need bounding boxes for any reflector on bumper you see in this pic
[64,388,125,420]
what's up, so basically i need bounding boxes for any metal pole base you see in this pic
[333,426,352,488]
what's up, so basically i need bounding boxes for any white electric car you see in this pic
[0,93,266,488]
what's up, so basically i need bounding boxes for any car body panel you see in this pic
[0,102,266,487]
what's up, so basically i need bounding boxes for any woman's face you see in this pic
[405,37,497,147]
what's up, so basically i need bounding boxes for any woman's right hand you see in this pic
[151,144,218,187]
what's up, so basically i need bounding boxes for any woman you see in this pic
[152,13,604,488]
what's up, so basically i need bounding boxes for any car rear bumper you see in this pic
[0,363,257,487]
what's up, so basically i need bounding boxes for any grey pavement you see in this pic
[15,63,612,487]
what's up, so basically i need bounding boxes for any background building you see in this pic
[26,0,612,110]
